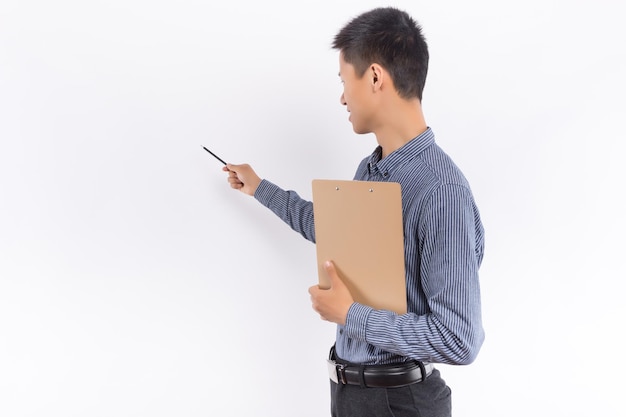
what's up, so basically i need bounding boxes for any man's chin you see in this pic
[352,125,370,135]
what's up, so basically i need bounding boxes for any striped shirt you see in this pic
[254,127,485,365]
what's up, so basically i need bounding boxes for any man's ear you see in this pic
[370,64,384,89]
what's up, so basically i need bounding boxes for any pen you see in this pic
[202,146,227,165]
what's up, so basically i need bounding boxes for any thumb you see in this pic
[324,261,342,287]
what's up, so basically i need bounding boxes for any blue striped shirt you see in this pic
[255,127,485,365]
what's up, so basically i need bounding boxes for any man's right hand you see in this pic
[223,163,262,196]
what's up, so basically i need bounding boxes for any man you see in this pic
[222,7,485,417]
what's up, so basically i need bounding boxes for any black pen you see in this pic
[202,146,227,165]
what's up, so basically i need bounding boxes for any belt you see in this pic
[327,349,434,388]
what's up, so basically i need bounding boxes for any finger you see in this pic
[227,178,243,188]
[323,261,341,287]
[226,163,244,173]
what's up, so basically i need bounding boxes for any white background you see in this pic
[1,0,625,416]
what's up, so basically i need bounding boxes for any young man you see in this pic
[222,7,485,417]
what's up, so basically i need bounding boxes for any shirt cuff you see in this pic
[343,303,373,342]
[254,179,279,206]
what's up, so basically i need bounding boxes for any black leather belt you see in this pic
[327,347,434,388]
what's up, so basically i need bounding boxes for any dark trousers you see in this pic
[329,369,452,417]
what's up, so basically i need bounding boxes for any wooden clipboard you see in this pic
[312,179,407,314]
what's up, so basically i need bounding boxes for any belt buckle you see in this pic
[327,359,348,384]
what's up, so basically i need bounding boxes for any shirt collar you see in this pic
[367,127,435,177]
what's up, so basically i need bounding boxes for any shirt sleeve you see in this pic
[254,179,316,243]
[342,183,485,365]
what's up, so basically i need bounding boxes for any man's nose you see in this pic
[340,92,346,106]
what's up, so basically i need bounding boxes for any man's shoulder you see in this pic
[419,143,471,188]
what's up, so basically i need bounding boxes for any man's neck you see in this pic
[375,99,427,158]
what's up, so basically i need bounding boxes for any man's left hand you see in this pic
[308,261,354,326]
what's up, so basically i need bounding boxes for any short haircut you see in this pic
[333,7,429,101]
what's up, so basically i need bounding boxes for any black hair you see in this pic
[333,7,429,101]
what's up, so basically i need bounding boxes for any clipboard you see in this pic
[312,179,407,314]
